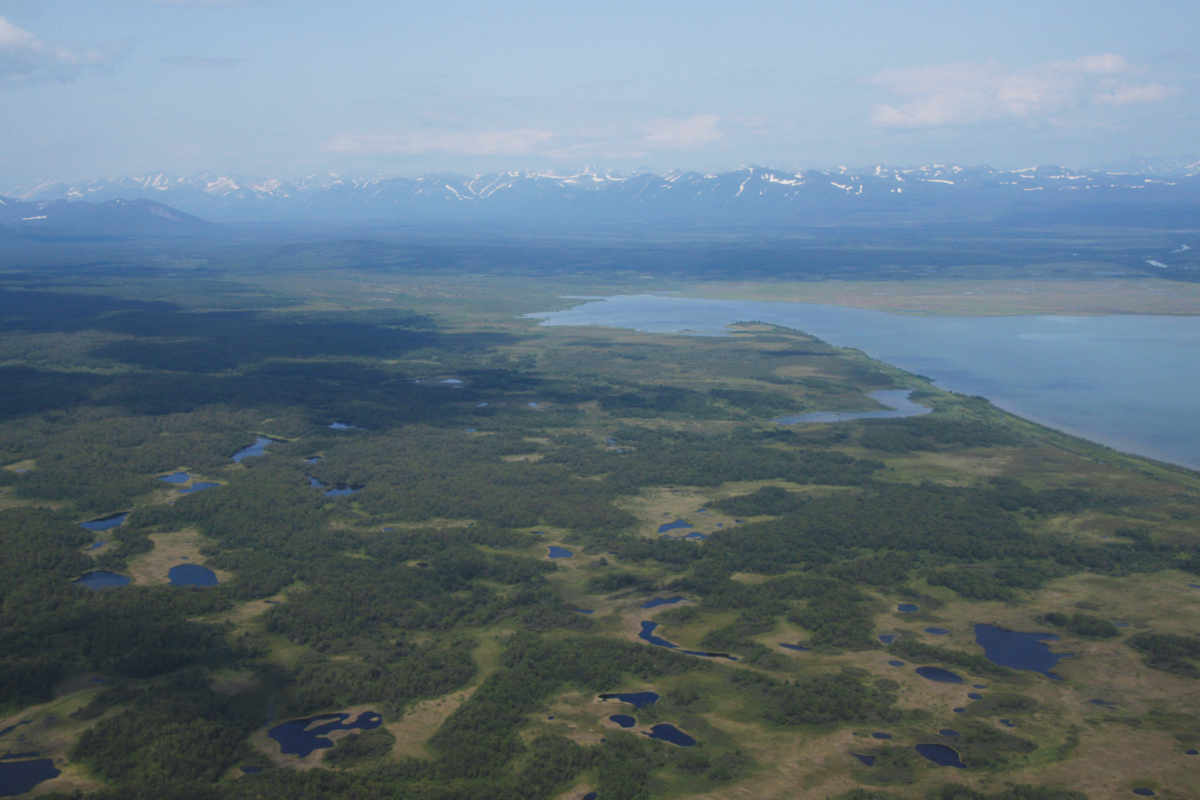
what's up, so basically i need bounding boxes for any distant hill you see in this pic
[0,197,214,241]
[5,162,1200,227]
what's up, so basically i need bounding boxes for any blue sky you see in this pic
[1,0,1197,183]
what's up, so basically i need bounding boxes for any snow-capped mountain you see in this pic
[5,162,1200,224]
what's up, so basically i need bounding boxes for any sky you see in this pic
[0,0,1198,184]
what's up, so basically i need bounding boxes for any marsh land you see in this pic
[0,227,1198,800]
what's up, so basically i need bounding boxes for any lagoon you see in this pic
[528,295,1200,471]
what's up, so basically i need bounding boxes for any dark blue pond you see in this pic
[888,660,906,667]
[240,765,262,774]
[232,437,274,463]
[973,684,987,689]
[953,707,966,713]
[599,692,659,709]
[897,604,919,613]
[548,546,573,558]
[0,720,30,738]
[80,512,128,532]
[968,693,983,700]
[774,389,931,424]
[642,597,685,609]
[657,519,693,534]
[940,729,959,737]
[1115,622,1130,627]
[878,634,899,644]
[916,666,964,683]
[779,643,810,651]
[87,541,107,550]
[575,609,594,614]
[915,743,965,768]
[871,732,892,739]
[0,753,39,760]
[974,623,1069,679]
[159,471,193,483]
[1186,749,1198,755]
[324,484,363,498]
[926,627,950,636]
[268,711,383,758]
[643,724,695,747]
[1091,699,1116,707]
[179,482,220,495]
[683,532,707,540]
[168,564,218,587]
[852,753,876,766]
[1132,790,1156,797]
[307,475,326,488]
[305,456,322,464]
[638,622,737,660]
[583,793,597,800]
[0,758,60,796]
[74,570,130,590]
[609,715,636,728]
[999,719,1015,727]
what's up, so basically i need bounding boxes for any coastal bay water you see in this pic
[527,296,1200,471]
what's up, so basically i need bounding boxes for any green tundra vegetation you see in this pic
[0,251,1197,800]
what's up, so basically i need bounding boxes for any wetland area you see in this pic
[1,250,1198,800]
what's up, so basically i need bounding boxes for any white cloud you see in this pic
[640,114,722,150]
[324,129,556,157]
[868,54,1178,128]
[0,16,122,85]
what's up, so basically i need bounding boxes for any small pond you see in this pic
[1132,790,1156,797]
[897,604,919,613]
[852,753,875,766]
[158,471,193,484]
[609,715,636,728]
[305,456,322,464]
[324,484,363,498]
[80,512,129,532]
[925,627,950,636]
[0,758,60,797]
[0,720,31,738]
[268,711,383,758]
[239,766,263,774]
[878,634,899,644]
[599,692,659,709]
[583,793,597,800]
[999,719,1015,727]
[871,732,892,739]
[940,729,959,737]
[968,693,983,700]
[87,541,107,550]
[74,571,130,590]
[915,666,964,684]
[179,482,220,495]
[915,743,965,768]
[974,623,1070,679]
[638,622,737,660]
[888,660,905,667]
[232,437,274,463]
[657,519,693,534]
[641,597,685,609]
[575,609,594,614]
[683,532,707,540]
[773,389,931,424]
[547,546,573,558]
[168,564,219,587]
[779,643,810,652]
[643,724,695,747]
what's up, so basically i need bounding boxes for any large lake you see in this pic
[527,296,1200,471]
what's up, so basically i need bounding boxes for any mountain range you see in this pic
[4,159,1200,227]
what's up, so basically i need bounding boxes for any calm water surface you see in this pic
[529,296,1200,470]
